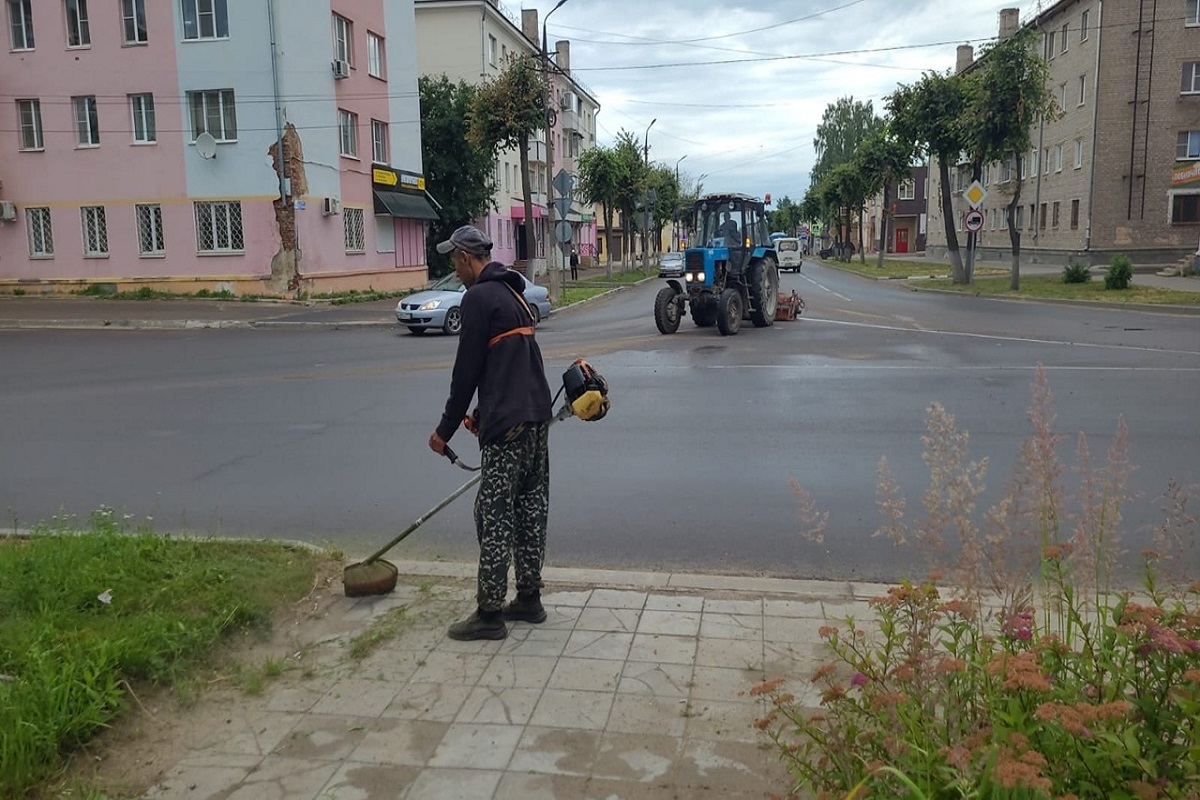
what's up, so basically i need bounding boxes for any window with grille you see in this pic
[1172,193,1200,223]
[81,206,108,256]
[367,32,384,78]
[72,96,99,146]
[8,0,33,49]
[194,201,243,253]
[130,94,155,143]
[26,207,53,257]
[136,203,165,255]
[182,0,227,40]
[188,89,236,141]
[123,0,147,43]
[17,99,42,150]
[371,119,388,164]
[1178,131,1200,160]
[332,14,352,63]
[65,0,90,46]
[344,208,365,253]
[1070,199,1080,230]
[1188,0,1199,26]
[1184,63,1200,94]
[338,109,358,157]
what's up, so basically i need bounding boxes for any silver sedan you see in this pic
[395,271,551,335]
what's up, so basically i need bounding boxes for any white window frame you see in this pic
[1058,82,1067,110]
[1177,130,1200,160]
[338,109,358,158]
[488,34,497,66]
[371,119,388,164]
[7,0,33,49]
[65,0,90,47]
[1074,138,1083,169]
[1030,148,1039,176]
[122,0,147,44]
[81,205,108,256]
[1188,0,1199,26]
[897,179,915,201]
[367,31,384,79]
[27,207,53,257]
[1060,22,1068,52]
[1183,62,1200,94]
[1046,30,1055,59]
[135,203,165,255]
[1081,8,1090,39]
[182,0,227,41]
[1170,190,1200,224]
[1078,74,1087,106]
[332,14,352,64]
[344,207,365,253]
[188,89,236,142]
[130,93,155,143]
[194,200,244,253]
[17,99,42,150]
[1054,143,1064,172]
[72,95,99,146]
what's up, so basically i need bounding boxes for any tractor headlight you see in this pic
[418,300,442,310]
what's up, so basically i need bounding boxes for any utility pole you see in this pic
[673,154,687,251]
[542,0,570,302]
[641,118,656,274]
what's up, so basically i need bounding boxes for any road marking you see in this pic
[799,274,852,302]
[803,317,1200,357]
[628,364,1200,372]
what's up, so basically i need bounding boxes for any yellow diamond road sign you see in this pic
[964,180,987,209]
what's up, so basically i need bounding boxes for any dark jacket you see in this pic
[436,263,553,445]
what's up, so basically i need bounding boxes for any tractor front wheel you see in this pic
[716,288,742,336]
[747,257,779,328]
[654,286,681,334]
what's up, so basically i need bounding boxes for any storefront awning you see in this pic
[510,205,545,220]
[374,189,439,220]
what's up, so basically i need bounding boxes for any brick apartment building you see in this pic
[413,0,600,273]
[927,1,1200,267]
[0,0,439,296]
[865,165,930,254]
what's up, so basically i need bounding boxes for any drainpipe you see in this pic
[1032,19,1045,253]
[267,0,286,203]
[1084,0,1103,253]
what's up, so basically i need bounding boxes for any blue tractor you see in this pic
[654,193,779,336]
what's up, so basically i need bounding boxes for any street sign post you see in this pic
[555,220,573,244]
[552,169,574,197]
[964,180,987,209]
[964,208,985,233]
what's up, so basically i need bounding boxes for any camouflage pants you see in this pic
[474,421,550,611]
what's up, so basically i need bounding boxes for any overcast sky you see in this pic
[522,0,1040,204]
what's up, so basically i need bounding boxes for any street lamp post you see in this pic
[542,0,570,301]
[673,154,687,251]
[641,118,656,273]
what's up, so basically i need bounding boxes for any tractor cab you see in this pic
[690,194,772,279]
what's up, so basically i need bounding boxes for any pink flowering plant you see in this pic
[758,367,1199,799]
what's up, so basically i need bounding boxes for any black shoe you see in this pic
[447,608,507,641]
[501,592,547,624]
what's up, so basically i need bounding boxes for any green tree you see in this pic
[648,164,679,255]
[468,53,547,280]
[612,130,647,269]
[418,75,497,277]
[853,126,915,269]
[577,145,625,277]
[964,27,1058,289]
[816,163,870,262]
[769,196,802,236]
[811,97,883,190]
[888,71,972,283]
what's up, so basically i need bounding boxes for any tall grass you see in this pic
[0,510,322,797]
[763,367,1199,799]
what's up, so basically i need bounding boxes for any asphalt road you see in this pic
[2,262,1197,582]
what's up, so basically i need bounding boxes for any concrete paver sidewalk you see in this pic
[138,561,877,800]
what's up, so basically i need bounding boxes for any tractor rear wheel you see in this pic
[654,286,681,334]
[691,301,717,327]
[716,288,742,336]
[747,257,779,327]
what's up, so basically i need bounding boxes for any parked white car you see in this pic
[775,238,803,272]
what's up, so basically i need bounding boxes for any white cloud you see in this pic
[523,0,1028,203]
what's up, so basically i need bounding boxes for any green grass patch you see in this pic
[0,510,324,798]
[305,288,411,305]
[821,257,1007,280]
[931,274,1200,305]
[560,287,611,306]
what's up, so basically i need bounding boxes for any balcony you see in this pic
[527,137,546,165]
[560,109,580,133]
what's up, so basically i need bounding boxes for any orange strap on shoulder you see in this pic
[488,326,535,348]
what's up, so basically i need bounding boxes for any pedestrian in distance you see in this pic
[428,225,555,641]
[569,248,580,280]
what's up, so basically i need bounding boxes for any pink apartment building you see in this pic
[0,0,437,296]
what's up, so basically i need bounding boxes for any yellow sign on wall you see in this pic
[373,168,398,187]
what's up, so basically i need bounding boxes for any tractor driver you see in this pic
[717,213,740,246]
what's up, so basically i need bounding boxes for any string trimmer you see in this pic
[343,359,609,597]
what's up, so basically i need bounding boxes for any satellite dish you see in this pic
[195,132,217,160]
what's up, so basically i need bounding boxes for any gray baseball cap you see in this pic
[435,225,493,256]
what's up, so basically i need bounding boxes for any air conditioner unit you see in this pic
[331,59,351,79]
[559,90,573,110]
[322,198,341,216]
[0,201,15,222]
